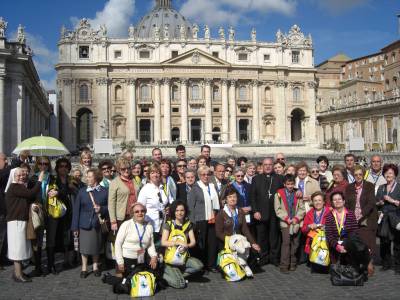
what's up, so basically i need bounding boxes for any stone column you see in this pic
[127,78,137,141]
[0,75,4,152]
[221,79,229,143]
[204,78,212,142]
[306,81,317,144]
[274,80,287,142]
[180,78,189,143]
[154,79,161,144]
[163,78,171,143]
[252,80,260,142]
[11,78,24,147]
[96,77,109,139]
[229,80,237,143]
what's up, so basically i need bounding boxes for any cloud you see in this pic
[180,0,296,27]
[71,0,135,37]
[310,0,370,14]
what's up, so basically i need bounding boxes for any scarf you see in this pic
[223,205,239,234]
[197,180,220,221]
[36,172,50,205]
[232,181,248,207]
[86,184,101,192]
[354,182,363,221]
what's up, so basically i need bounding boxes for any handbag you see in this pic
[88,191,109,234]
[330,263,364,286]
[31,204,45,230]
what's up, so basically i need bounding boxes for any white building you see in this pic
[56,0,317,150]
[0,17,51,154]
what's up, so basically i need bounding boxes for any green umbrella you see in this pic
[12,135,70,156]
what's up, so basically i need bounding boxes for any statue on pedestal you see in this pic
[192,24,199,40]
[0,17,7,38]
[100,120,110,139]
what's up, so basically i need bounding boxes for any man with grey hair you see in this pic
[0,153,11,269]
[365,154,386,194]
[250,157,284,266]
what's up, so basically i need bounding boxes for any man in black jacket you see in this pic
[211,163,229,206]
[250,157,284,266]
[0,153,11,270]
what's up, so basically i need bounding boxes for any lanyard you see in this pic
[333,209,346,238]
[207,185,211,197]
[186,184,191,193]
[298,180,305,194]
[313,208,325,225]
[134,222,146,249]
[386,182,397,195]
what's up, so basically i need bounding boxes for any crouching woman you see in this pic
[161,200,203,288]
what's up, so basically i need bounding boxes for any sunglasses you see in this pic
[120,167,131,171]
[311,170,319,173]
[200,173,210,176]
[134,210,145,214]
[102,167,112,171]
[177,164,187,168]
[226,169,232,173]
[236,174,244,178]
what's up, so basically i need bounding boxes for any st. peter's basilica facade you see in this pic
[56,0,317,150]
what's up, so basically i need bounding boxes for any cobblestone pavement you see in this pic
[0,261,399,300]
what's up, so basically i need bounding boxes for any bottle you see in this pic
[74,232,79,251]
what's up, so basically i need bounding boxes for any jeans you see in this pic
[163,257,204,289]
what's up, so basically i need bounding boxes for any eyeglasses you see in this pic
[226,169,232,173]
[102,167,112,171]
[235,174,244,178]
[120,167,131,172]
[311,170,319,174]
[200,173,210,176]
[134,210,145,214]
[276,158,285,162]
[177,164,187,168]
[39,162,49,166]
[111,169,116,173]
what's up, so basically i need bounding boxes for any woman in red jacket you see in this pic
[301,191,330,272]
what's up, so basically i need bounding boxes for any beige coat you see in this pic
[108,176,138,223]
[295,176,320,212]
[274,188,306,234]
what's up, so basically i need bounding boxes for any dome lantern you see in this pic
[156,0,171,8]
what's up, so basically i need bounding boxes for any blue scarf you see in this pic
[36,172,50,205]
[232,181,248,207]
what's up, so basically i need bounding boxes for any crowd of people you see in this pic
[0,145,399,292]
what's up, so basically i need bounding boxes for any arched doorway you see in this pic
[191,119,201,142]
[239,119,249,142]
[212,127,221,142]
[291,108,305,142]
[171,127,180,142]
[139,119,151,143]
[76,108,93,146]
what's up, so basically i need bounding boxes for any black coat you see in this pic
[249,173,284,222]
[0,166,11,216]
[176,182,190,204]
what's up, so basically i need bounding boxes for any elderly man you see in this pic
[211,163,228,206]
[0,153,11,270]
[151,147,163,163]
[250,157,284,266]
[344,153,356,183]
[365,155,387,194]
[275,153,286,164]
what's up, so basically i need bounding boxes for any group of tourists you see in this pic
[0,145,399,294]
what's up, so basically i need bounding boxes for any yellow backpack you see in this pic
[47,183,67,219]
[130,271,156,297]
[217,236,246,282]
[309,229,330,266]
[164,220,190,266]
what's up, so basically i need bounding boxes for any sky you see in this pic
[1,0,399,90]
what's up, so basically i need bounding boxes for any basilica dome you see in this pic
[136,0,192,40]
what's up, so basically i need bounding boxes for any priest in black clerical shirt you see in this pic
[249,157,284,266]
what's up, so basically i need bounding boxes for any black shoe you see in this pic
[94,269,102,277]
[29,268,43,277]
[395,269,400,275]
[381,265,391,271]
[12,274,32,283]
[48,266,59,275]
[80,271,89,278]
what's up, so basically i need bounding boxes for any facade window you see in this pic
[141,108,149,113]
[213,86,220,100]
[387,119,393,142]
[293,87,300,102]
[79,84,89,103]
[115,85,122,100]
[141,85,151,100]
[114,50,122,59]
[239,86,247,100]
[171,85,179,100]
[373,120,378,141]
[238,53,248,61]
[213,108,219,113]
[171,51,178,58]
[172,107,179,113]
[292,51,300,63]
[192,85,200,100]
[240,108,248,113]
[265,87,271,102]
[264,54,270,61]
[212,52,219,58]
[139,50,150,59]
[79,46,89,59]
